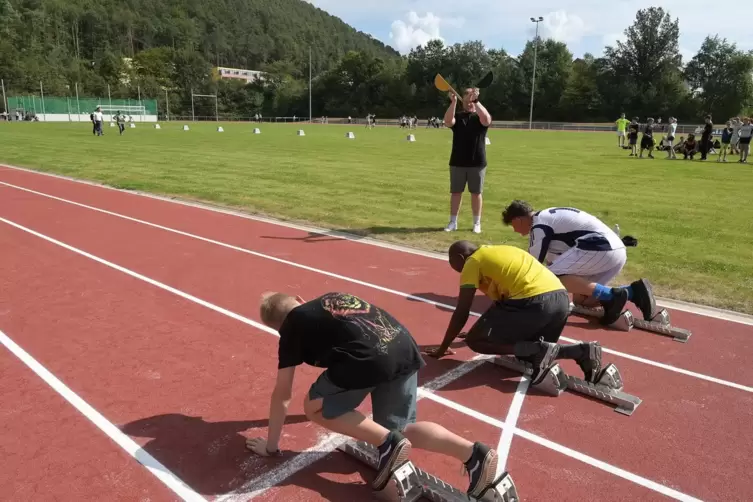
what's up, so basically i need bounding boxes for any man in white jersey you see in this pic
[501,200,657,326]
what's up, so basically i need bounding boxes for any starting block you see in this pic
[492,356,642,416]
[569,303,691,343]
[338,440,519,502]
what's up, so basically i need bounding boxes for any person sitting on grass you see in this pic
[425,241,609,388]
[500,200,658,324]
[246,292,498,499]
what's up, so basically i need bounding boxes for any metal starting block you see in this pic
[569,303,692,343]
[337,440,519,502]
[492,356,642,416]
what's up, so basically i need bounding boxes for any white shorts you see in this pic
[549,248,627,285]
[617,131,625,137]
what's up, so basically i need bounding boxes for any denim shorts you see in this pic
[308,370,418,432]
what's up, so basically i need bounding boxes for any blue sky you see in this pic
[304,0,753,62]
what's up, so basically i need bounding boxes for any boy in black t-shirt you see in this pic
[628,118,639,156]
[639,118,655,158]
[247,292,498,498]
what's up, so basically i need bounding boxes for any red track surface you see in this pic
[1,165,752,502]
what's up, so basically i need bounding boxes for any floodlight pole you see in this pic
[528,16,543,130]
[309,47,312,123]
[191,88,195,121]
[1,79,7,115]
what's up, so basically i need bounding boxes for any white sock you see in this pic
[473,216,481,225]
[449,215,458,224]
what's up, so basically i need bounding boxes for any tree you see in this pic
[519,39,573,121]
[602,7,687,118]
[561,54,603,121]
[685,36,753,119]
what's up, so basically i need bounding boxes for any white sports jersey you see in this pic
[529,207,624,263]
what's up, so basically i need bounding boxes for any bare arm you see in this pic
[266,366,296,450]
[475,100,492,127]
[435,287,476,356]
[444,93,457,128]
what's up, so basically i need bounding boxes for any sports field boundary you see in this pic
[2,162,752,326]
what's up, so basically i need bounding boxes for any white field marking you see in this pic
[0,329,206,502]
[0,217,279,338]
[1,166,752,327]
[208,357,492,502]
[1,214,497,501]
[495,376,530,474]
[418,391,704,502]
[1,182,752,394]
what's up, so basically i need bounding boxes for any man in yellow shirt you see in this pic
[616,113,630,148]
[427,241,604,385]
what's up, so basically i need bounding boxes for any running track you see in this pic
[1,165,752,502]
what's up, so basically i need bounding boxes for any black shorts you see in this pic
[466,290,570,345]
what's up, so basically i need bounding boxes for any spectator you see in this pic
[700,115,713,161]
[665,117,678,160]
[718,121,735,162]
[738,117,752,164]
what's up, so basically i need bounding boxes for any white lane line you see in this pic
[217,356,493,502]
[0,215,498,501]
[495,377,530,474]
[0,328,206,502]
[1,183,751,394]
[418,392,704,502]
[3,166,752,328]
[0,216,279,338]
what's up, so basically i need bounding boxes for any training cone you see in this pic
[154,124,161,129]
[109,122,115,128]
[297,129,305,136]
[130,123,136,128]
[217,126,224,132]
[253,128,261,134]
[183,125,190,131]
[407,134,416,142]
[345,132,355,139]
[485,137,491,145]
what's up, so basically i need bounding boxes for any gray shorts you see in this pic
[308,370,418,431]
[450,166,486,194]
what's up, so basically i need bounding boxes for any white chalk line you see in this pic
[418,392,704,502]
[217,356,492,502]
[3,164,752,328]
[0,217,706,500]
[0,328,206,502]
[495,376,530,475]
[0,215,503,500]
[1,181,751,394]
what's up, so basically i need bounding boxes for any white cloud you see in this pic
[305,1,753,58]
[539,10,587,44]
[389,12,444,54]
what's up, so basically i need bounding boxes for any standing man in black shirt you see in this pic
[246,292,499,498]
[700,115,713,161]
[444,87,492,234]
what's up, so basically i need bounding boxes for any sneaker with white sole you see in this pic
[472,223,481,234]
[445,221,457,232]
[373,431,412,491]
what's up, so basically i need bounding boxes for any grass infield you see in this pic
[1,121,751,314]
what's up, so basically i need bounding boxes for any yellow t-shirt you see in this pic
[460,245,564,301]
[616,118,629,132]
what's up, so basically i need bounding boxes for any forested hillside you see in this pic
[1,3,751,121]
[0,0,398,115]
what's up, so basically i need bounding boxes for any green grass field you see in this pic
[1,121,752,314]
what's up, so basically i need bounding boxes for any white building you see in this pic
[215,67,265,83]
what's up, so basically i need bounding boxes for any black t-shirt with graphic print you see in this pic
[277,293,425,390]
[449,112,488,168]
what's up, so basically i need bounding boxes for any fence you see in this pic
[6,95,159,123]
